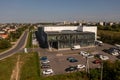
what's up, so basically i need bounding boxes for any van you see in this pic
[71,45,81,50]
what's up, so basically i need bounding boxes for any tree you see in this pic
[98,30,120,44]
[0,39,11,49]
[103,61,120,80]
[89,69,100,80]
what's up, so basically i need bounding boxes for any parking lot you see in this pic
[39,43,119,75]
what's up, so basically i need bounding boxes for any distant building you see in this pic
[73,21,77,24]
[63,21,70,25]
[36,26,97,50]
[0,31,5,34]
[0,31,8,39]
[8,28,16,33]
[79,23,82,26]
[2,26,16,33]
[99,22,105,26]
[109,22,114,26]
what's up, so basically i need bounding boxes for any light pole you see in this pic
[86,56,90,74]
[100,61,103,80]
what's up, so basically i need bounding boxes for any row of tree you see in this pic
[98,30,120,44]
[98,24,120,32]
[98,24,120,44]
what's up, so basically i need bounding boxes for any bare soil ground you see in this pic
[10,55,21,80]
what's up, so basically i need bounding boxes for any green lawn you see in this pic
[26,31,32,48]
[0,54,17,80]
[20,52,40,80]
[0,52,40,80]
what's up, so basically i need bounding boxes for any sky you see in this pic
[0,0,120,23]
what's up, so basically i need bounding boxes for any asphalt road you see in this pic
[0,31,28,60]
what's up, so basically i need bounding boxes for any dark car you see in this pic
[95,54,102,58]
[40,56,47,61]
[67,57,75,61]
[41,64,50,68]
[93,59,101,64]
[69,59,78,63]
[67,57,78,63]
[65,66,77,72]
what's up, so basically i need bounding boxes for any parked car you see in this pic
[95,40,103,46]
[80,51,90,57]
[42,69,53,75]
[77,64,85,69]
[67,57,78,63]
[95,54,102,58]
[87,54,94,58]
[65,66,77,72]
[41,64,50,68]
[40,56,47,61]
[67,57,75,61]
[80,51,94,58]
[93,59,101,64]
[71,45,81,50]
[108,48,119,56]
[99,55,109,60]
[69,59,78,63]
[111,51,119,56]
[41,60,50,64]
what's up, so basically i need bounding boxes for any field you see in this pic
[0,54,17,80]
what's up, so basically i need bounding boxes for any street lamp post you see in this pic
[100,61,103,80]
[86,56,90,75]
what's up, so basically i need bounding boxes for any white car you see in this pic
[108,48,119,56]
[87,54,94,58]
[77,64,85,69]
[111,51,119,56]
[99,55,109,60]
[42,69,53,75]
[71,45,81,50]
[41,60,50,64]
[80,51,90,57]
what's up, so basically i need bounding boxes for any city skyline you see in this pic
[0,0,120,23]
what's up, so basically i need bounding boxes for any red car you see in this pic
[93,60,101,64]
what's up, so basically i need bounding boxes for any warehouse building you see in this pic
[36,26,97,50]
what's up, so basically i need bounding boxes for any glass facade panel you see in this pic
[47,32,95,49]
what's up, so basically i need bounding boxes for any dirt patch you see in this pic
[10,55,22,80]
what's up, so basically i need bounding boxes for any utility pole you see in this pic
[86,57,90,74]
[100,61,103,80]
